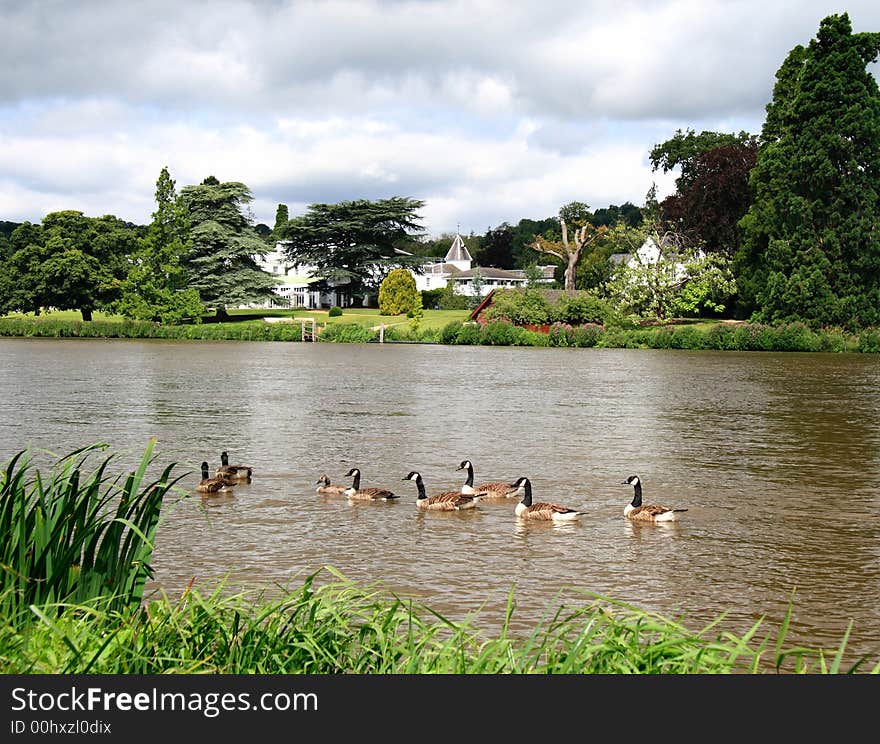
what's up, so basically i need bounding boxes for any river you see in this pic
[1,337,879,668]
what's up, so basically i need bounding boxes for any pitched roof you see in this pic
[444,234,472,263]
[452,267,525,280]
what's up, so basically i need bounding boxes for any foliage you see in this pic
[115,167,204,324]
[607,224,737,320]
[0,440,180,626]
[735,13,880,328]
[317,323,377,343]
[273,203,289,233]
[483,288,552,325]
[0,211,137,321]
[531,205,608,291]
[420,288,444,309]
[4,565,872,673]
[328,306,343,317]
[438,279,469,310]
[279,197,426,302]
[650,128,757,190]
[658,142,758,260]
[378,267,421,316]
[178,179,279,314]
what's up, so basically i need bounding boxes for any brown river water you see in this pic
[1,337,879,668]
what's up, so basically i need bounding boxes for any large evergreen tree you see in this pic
[178,179,278,315]
[735,13,880,327]
[116,167,204,324]
[279,197,426,304]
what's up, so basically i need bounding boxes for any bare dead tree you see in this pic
[531,220,607,292]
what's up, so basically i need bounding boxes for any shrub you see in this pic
[440,321,463,345]
[483,289,551,325]
[551,293,608,325]
[378,268,421,316]
[480,320,518,346]
[454,323,483,345]
[317,323,376,344]
[772,321,822,352]
[858,327,880,353]
[420,288,444,310]
[328,306,343,317]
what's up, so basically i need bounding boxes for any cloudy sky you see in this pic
[1,1,878,237]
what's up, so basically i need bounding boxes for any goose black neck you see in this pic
[520,480,532,507]
[221,452,229,466]
[351,471,361,490]
[631,482,642,507]
[201,463,209,479]
[463,463,474,487]
[415,475,427,500]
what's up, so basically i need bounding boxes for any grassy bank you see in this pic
[1,443,877,674]
[2,311,879,351]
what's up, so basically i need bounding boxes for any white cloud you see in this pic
[0,0,878,234]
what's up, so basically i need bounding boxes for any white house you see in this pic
[411,234,556,298]
[247,244,352,310]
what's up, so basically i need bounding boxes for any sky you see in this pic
[1,1,878,238]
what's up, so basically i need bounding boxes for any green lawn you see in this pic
[227,307,470,332]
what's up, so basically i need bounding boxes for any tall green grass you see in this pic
[3,569,876,674]
[0,439,181,625]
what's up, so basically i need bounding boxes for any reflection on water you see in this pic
[1,338,879,666]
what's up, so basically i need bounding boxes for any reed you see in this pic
[2,569,876,674]
[0,439,181,626]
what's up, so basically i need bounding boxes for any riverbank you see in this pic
[2,313,879,353]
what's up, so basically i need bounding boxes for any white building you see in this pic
[412,234,556,298]
[248,244,351,310]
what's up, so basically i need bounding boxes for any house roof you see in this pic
[452,267,525,281]
[445,234,472,263]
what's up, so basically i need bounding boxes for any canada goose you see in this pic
[196,462,235,495]
[457,459,522,499]
[344,467,399,501]
[315,474,347,496]
[402,471,478,511]
[216,451,253,482]
[622,475,687,522]
[513,477,585,522]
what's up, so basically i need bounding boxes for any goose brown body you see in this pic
[216,451,253,481]
[457,459,521,499]
[197,461,234,494]
[512,477,585,521]
[403,471,478,511]
[315,474,347,496]
[622,475,687,522]
[344,468,398,501]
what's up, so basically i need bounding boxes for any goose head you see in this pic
[623,474,643,506]
[201,462,210,479]
[345,468,361,478]
[221,451,230,466]
[511,477,532,505]
[402,471,422,482]
[315,474,331,486]
[456,460,472,472]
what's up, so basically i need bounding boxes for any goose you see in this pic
[344,467,399,501]
[512,477,585,522]
[402,471,478,511]
[457,459,522,499]
[315,473,347,496]
[196,462,235,495]
[216,451,253,482]
[622,475,687,522]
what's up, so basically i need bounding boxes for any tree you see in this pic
[473,223,514,267]
[531,204,608,291]
[658,142,758,259]
[378,267,420,315]
[273,204,289,233]
[650,128,756,191]
[279,197,426,305]
[115,167,204,324]
[735,13,880,327]
[2,212,135,321]
[607,222,736,319]
[178,179,279,315]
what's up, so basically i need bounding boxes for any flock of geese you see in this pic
[198,454,688,523]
